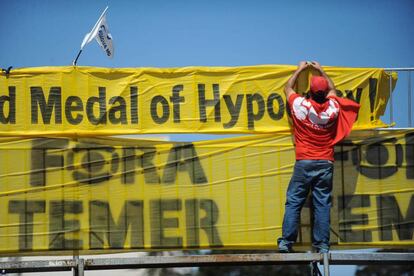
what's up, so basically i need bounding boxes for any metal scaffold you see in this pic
[1,253,414,276]
[384,68,414,127]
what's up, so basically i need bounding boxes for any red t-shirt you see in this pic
[288,93,360,161]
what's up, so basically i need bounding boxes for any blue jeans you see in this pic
[278,160,333,252]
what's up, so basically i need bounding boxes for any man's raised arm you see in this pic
[285,61,309,100]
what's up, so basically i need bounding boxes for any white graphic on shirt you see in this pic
[292,96,339,129]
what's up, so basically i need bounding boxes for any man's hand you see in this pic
[310,61,322,71]
[298,61,309,71]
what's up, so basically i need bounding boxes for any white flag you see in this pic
[94,16,114,58]
[80,7,114,58]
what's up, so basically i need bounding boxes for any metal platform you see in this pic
[1,253,414,276]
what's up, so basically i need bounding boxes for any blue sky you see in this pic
[0,0,414,126]
[1,0,413,131]
[0,1,413,274]
[1,0,413,68]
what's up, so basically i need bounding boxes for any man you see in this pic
[277,61,360,253]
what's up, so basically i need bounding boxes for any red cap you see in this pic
[310,76,329,93]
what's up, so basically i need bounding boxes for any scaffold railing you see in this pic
[1,253,414,276]
[384,68,414,127]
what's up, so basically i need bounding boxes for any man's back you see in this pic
[288,93,340,161]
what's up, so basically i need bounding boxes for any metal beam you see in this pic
[323,253,330,276]
[85,253,321,270]
[329,253,414,265]
[384,68,414,71]
[1,253,414,274]
[0,259,75,273]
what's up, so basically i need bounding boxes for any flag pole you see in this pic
[72,50,83,66]
[72,6,109,66]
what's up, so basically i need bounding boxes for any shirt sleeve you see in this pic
[287,93,300,109]
[328,95,361,145]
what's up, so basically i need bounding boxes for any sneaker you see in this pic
[314,247,329,253]
[278,239,294,253]
[278,246,294,253]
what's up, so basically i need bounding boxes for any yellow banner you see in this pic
[0,66,396,136]
[0,130,412,255]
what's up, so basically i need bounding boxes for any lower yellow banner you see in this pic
[0,130,413,255]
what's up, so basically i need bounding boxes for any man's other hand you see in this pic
[310,61,322,71]
[298,61,309,70]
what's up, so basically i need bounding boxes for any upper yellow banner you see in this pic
[0,65,396,136]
